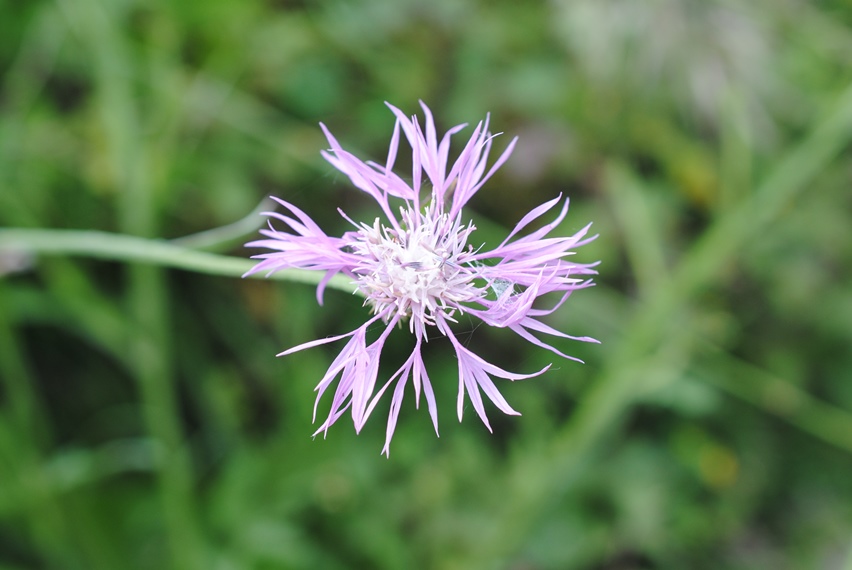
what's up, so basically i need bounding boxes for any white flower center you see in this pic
[351,209,477,325]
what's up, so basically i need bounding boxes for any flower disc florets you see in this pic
[351,206,479,327]
[245,101,600,456]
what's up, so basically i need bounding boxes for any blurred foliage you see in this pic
[2,0,852,568]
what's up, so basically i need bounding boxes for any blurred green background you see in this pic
[2,0,852,568]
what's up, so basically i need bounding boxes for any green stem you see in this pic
[0,228,355,293]
[170,197,277,252]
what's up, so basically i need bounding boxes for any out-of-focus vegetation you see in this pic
[2,0,852,568]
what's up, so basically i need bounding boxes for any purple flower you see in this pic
[245,102,598,456]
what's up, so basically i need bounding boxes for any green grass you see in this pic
[2,1,852,568]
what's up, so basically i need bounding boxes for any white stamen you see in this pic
[351,206,478,325]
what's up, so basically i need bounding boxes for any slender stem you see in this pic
[170,197,277,252]
[0,228,356,293]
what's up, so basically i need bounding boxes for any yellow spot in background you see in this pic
[698,444,739,489]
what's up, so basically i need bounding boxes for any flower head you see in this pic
[245,102,599,456]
